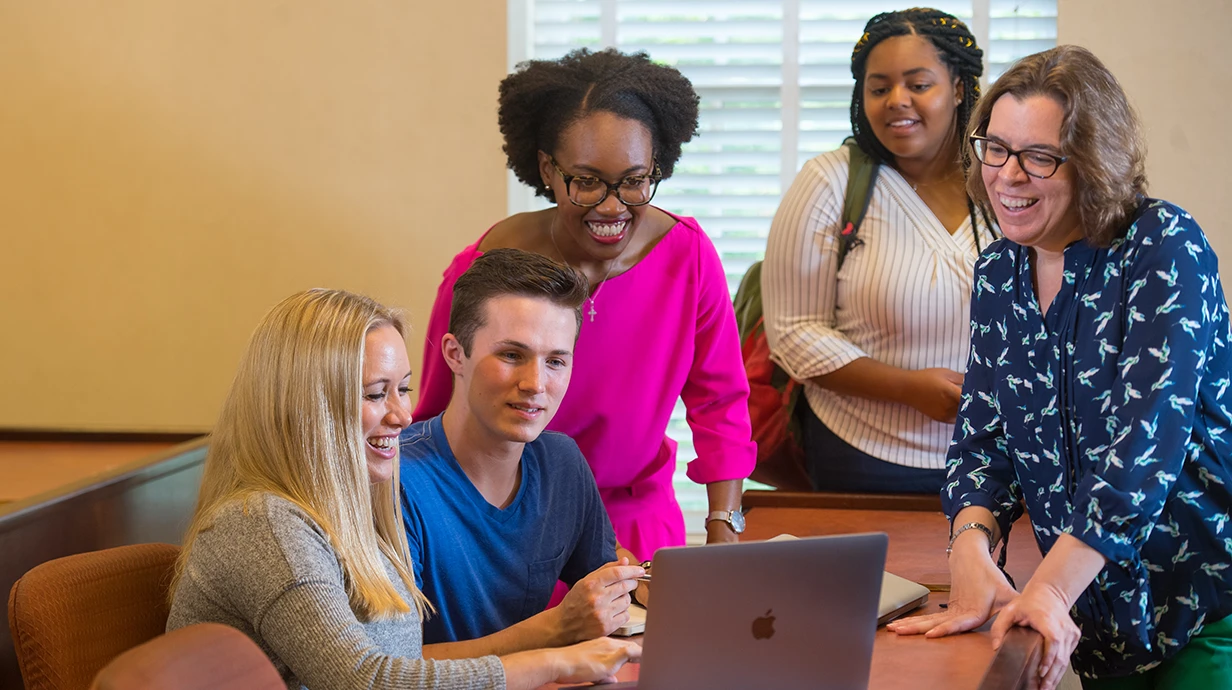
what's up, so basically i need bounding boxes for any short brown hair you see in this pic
[449,248,589,356]
[965,45,1147,246]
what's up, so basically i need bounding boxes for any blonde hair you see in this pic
[173,288,431,620]
[966,45,1147,247]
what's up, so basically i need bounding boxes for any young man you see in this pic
[400,248,644,655]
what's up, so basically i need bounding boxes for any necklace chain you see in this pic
[903,166,964,193]
[549,223,622,322]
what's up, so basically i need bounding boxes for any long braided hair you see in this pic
[849,8,995,247]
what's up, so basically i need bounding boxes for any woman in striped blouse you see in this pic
[763,8,996,494]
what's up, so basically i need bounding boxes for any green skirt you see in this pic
[1081,614,1232,689]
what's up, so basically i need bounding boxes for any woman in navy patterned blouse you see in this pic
[887,46,1232,689]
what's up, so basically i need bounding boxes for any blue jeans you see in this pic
[798,403,946,494]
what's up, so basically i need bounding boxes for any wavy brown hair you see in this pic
[966,45,1147,247]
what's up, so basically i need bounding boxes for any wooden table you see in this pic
[740,492,1045,689]
[541,491,1046,689]
[0,440,178,503]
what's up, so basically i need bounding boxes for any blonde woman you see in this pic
[167,289,639,690]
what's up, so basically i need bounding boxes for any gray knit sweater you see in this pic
[167,493,506,690]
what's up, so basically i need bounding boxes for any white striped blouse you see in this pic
[762,146,996,470]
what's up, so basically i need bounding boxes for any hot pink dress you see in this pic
[412,212,756,560]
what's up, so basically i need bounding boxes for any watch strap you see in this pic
[705,508,745,534]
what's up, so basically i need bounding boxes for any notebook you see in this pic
[605,532,888,690]
[878,570,930,624]
[613,603,646,637]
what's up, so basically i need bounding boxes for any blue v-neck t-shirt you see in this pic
[398,414,616,643]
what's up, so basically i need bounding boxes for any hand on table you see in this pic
[886,550,1017,638]
[990,581,1080,690]
[503,637,641,689]
[549,637,642,685]
[555,559,644,642]
[905,368,964,423]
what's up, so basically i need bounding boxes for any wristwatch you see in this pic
[705,509,746,534]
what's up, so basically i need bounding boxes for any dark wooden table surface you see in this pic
[540,491,1047,689]
[740,494,1044,689]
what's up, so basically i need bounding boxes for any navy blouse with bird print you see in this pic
[944,199,1232,678]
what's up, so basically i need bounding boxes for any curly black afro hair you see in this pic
[498,48,700,200]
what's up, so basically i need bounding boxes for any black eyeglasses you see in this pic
[970,135,1069,179]
[548,156,662,208]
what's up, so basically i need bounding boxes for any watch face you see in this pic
[731,509,746,533]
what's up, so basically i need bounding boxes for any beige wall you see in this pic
[1059,0,1232,262]
[0,2,507,431]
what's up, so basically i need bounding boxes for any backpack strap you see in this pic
[836,138,881,270]
[733,260,764,344]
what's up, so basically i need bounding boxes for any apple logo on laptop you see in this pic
[751,609,776,640]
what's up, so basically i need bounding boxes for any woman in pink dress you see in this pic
[413,48,755,563]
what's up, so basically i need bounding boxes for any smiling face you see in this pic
[980,94,1083,253]
[442,294,577,450]
[862,34,962,166]
[361,324,413,484]
[538,110,655,262]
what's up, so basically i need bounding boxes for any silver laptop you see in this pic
[607,532,888,690]
[767,532,929,626]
